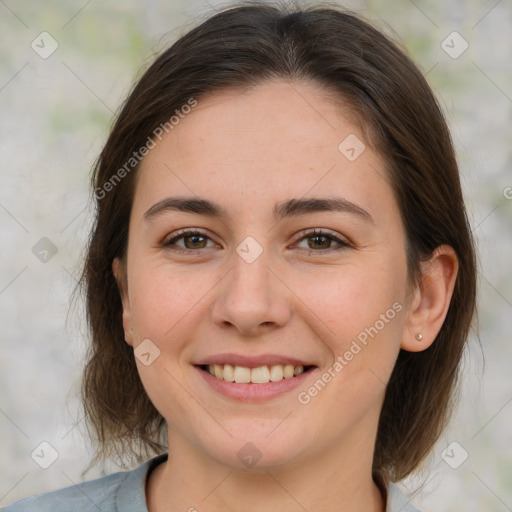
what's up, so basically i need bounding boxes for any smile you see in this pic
[201,364,313,384]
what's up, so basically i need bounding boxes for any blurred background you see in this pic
[0,0,511,510]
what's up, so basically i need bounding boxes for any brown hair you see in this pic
[79,1,477,482]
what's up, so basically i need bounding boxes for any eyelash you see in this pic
[164,228,351,255]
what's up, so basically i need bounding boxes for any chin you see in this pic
[198,428,307,472]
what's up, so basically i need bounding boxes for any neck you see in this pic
[147,429,385,512]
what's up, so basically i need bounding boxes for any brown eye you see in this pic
[165,229,216,253]
[307,234,332,250]
[182,234,208,249]
[295,229,350,253]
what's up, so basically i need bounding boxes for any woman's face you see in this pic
[117,80,413,470]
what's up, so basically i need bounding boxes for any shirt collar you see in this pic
[116,453,168,512]
[120,454,420,512]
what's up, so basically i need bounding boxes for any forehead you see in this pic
[133,79,394,222]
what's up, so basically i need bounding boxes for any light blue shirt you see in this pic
[2,454,421,511]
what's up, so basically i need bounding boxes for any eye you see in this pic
[163,228,351,255]
[164,229,218,253]
[294,228,351,253]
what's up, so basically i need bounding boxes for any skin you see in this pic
[113,79,458,512]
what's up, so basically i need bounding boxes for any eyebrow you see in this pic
[143,196,374,224]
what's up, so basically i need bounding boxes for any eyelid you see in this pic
[294,227,349,244]
[292,228,352,252]
[164,228,219,251]
[163,227,352,256]
[165,227,210,242]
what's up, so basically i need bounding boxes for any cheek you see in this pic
[300,260,407,401]
[305,261,405,340]
[129,260,216,340]
[296,265,406,428]
[127,261,211,421]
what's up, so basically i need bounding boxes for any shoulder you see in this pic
[2,471,129,512]
[1,455,167,512]
[386,481,422,512]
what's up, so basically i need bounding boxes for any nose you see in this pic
[210,247,291,337]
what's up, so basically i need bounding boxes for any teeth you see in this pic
[283,364,294,378]
[269,364,283,381]
[294,365,304,376]
[234,366,251,383]
[223,364,235,382]
[214,364,223,379]
[205,363,308,384]
[251,366,270,384]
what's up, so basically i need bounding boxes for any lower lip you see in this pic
[196,366,316,402]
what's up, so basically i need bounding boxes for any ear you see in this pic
[112,257,134,346]
[401,245,458,352]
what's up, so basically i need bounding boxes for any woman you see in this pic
[4,2,476,511]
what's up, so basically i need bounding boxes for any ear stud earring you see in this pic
[415,333,423,341]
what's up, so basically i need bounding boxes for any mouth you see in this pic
[197,363,316,384]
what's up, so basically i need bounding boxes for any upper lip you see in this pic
[195,353,315,368]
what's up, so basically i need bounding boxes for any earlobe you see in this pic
[401,245,459,353]
[112,257,134,346]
